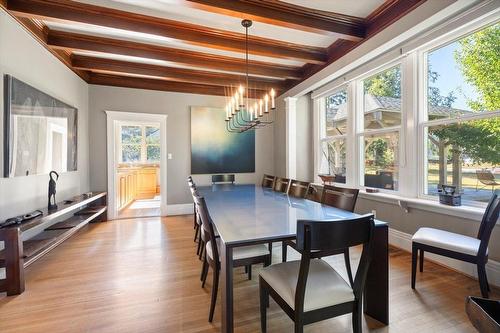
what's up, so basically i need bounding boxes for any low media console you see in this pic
[0,192,107,295]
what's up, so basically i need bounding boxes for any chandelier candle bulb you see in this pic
[259,100,263,117]
[264,94,269,113]
[270,89,276,109]
[234,93,240,111]
[238,85,244,106]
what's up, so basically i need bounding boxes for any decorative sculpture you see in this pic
[48,171,59,211]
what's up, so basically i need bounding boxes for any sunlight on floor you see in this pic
[129,196,161,210]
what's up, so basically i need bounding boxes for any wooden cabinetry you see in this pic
[117,169,137,210]
[137,168,157,199]
[117,167,158,210]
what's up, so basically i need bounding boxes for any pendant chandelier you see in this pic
[225,19,276,133]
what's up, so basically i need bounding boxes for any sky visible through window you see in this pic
[428,42,479,111]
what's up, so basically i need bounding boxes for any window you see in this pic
[313,14,499,208]
[422,23,500,203]
[120,124,161,163]
[145,126,161,162]
[319,89,348,183]
[359,65,402,191]
[121,125,142,163]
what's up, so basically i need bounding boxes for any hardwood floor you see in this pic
[117,196,161,219]
[0,216,497,332]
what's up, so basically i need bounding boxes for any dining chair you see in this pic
[262,174,276,188]
[188,180,203,257]
[412,190,500,298]
[305,184,322,203]
[193,193,272,322]
[283,184,360,286]
[321,185,360,213]
[273,177,291,193]
[260,214,375,333]
[212,174,235,184]
[288,180,310,198]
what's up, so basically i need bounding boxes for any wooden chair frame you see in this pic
[283,184,360,286]
[412,190,500,298]
[262,174,276,188]
[273,177,291,193]
[260,215,375,333]
[193,193,272,322]
[288,180,311,198]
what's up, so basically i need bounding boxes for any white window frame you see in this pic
[312,4,499,211]
[118,122,161,164]
[355,60,405,194]
[416,20,500,207]
[319,85,349,185]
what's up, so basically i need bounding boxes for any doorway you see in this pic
[106,111,168,220]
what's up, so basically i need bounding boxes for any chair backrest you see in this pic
[294,215,375,310]
[192,193,220,266]
[273,177,291,193]
[305,184,322,203]
[262,174,276,188]
[212,174,235,184]
[477,190,500,257]
[288,180,310,198]
[321,185,359,212]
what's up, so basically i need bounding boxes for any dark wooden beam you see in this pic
[47,30,302,80]
[72,54,287,90]
[293,0,427,88]
[88,72,229,96]
[183,0,366,40]
[7,0,327,64]
[365,0,427,37]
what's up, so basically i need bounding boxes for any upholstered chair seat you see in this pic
[260,259,354,311]
[206,238,270,261]
[412,227,486,256]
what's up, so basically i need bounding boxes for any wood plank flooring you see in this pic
[0,216,497,332]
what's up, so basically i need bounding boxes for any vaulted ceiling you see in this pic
[0,0,427,96]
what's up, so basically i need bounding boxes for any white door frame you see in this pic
[105,111,168,220]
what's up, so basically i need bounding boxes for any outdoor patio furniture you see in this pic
[476,169,499,192]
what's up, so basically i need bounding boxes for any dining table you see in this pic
[198,184,389,333]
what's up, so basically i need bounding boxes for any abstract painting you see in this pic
[191,106,255,174]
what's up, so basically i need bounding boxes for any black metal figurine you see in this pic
[48,171,59,211]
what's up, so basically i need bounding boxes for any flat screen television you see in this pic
[3,75,78,178]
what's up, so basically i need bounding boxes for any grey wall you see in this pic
[355,197,500,262]
[88,85,274,205]
[0,11,90,221]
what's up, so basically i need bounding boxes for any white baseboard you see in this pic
[166,203,193,216]
[389,228,500,288]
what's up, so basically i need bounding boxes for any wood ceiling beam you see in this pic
[88,72,235,96]
[295,0,427,87]
[47,30,302,80]
[7,0,327,64]
[72,54,287,90]
[183,0,366,40]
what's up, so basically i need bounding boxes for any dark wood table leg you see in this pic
[364,224,389,324]
[0,228,25,296]
[221,243,234,333]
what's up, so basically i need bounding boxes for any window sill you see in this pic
[357,191,486,222]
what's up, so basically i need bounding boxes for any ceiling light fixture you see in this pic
[225,19,275,133]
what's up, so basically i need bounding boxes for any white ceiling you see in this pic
[73,0,339,48]
[279,0,386,18]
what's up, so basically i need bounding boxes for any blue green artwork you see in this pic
[191,106,255,174]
